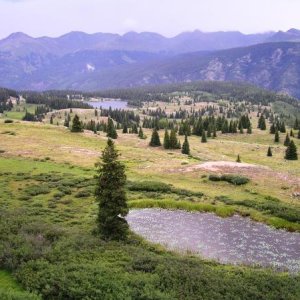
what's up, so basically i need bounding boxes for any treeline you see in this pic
[0,87,19,113]
[23,91,91,110]
[89,81,300,107]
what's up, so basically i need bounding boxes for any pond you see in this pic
[126,209,300,273]
[85,99,128,110]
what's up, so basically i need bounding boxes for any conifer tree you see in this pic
[298,130,300,139]
[274,130,279,143]
[201,131,207,143]
[163,129,170,149]
[138,127,144,139]
[213,126,217,138]
[284,133,290,146]
[270,123,276,134]
[64,118,69,127]
[71,114,83,132]
[236,154,241,163]
[50,115,53,125]
[169,129,178,149]
[107,117,117,139]
[247,125,252,134]
[122,124,128,134]
[149,128,161,147]
[95,139,128,240]
[290,129,294,137]
[285,140,298,160]
[267,146,272,157]
[182,135,190,155]
[258,115,266,130]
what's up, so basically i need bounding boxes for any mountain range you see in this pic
[1,29,300,96]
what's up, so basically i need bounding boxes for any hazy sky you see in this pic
[0,0,300,39]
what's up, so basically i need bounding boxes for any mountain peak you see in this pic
[287,28,300,34]
[5,32,32,40]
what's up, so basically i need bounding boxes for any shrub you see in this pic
[4,119,13,123]
[24,185,50,196]
[75,190,91,198]
[127,181,172,193]
[209,174,249,185]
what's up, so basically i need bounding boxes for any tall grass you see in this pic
[128,199,235,218]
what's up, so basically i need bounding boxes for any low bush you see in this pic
[23,185,50,196]
[4,119,13,123]
[75,190,91,198]
[209,174,249,185]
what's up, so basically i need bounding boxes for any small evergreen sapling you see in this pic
[149,128,161,147]
[267,147,272,157]
[181,135,190,155]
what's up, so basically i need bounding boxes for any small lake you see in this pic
[126,209,300,273]
[86,100,128,110]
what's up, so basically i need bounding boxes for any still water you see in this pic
[126,208,300,272]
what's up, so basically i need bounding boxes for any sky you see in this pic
[0,0,300,39]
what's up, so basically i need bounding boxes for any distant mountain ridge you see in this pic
[0,30,275,55]
[1,29,300,97]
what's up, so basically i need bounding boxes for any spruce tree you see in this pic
[169,129,178,149]
[107,117,117,139]
[274,130,279,143]
[163,129,170,149]
[247,125,252,134]
[236,154,241,163]
[258,115,266,130]
[50,115,54,125]
[267,146,272,157]
[95,139,128,240]
[290,129,294,137]
[284,133,290,146]
[122,124,128,134]
[182,135,190,155]
[201,131,207,143]
[298,130,300,139]
[138,127,144,139]
[285,140,298,160]
[149,128,161,147]
[71,114,83,132]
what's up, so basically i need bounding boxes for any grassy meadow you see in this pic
[0,101,300,299]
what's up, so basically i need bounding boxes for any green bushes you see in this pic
[127,181,203,198]
[209,174,249,185]
[0,288,40,300]
[127,181,172,193]
[4,119,13,123]
[23,185,51,196]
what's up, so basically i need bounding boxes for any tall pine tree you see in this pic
[95,139,129,240]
